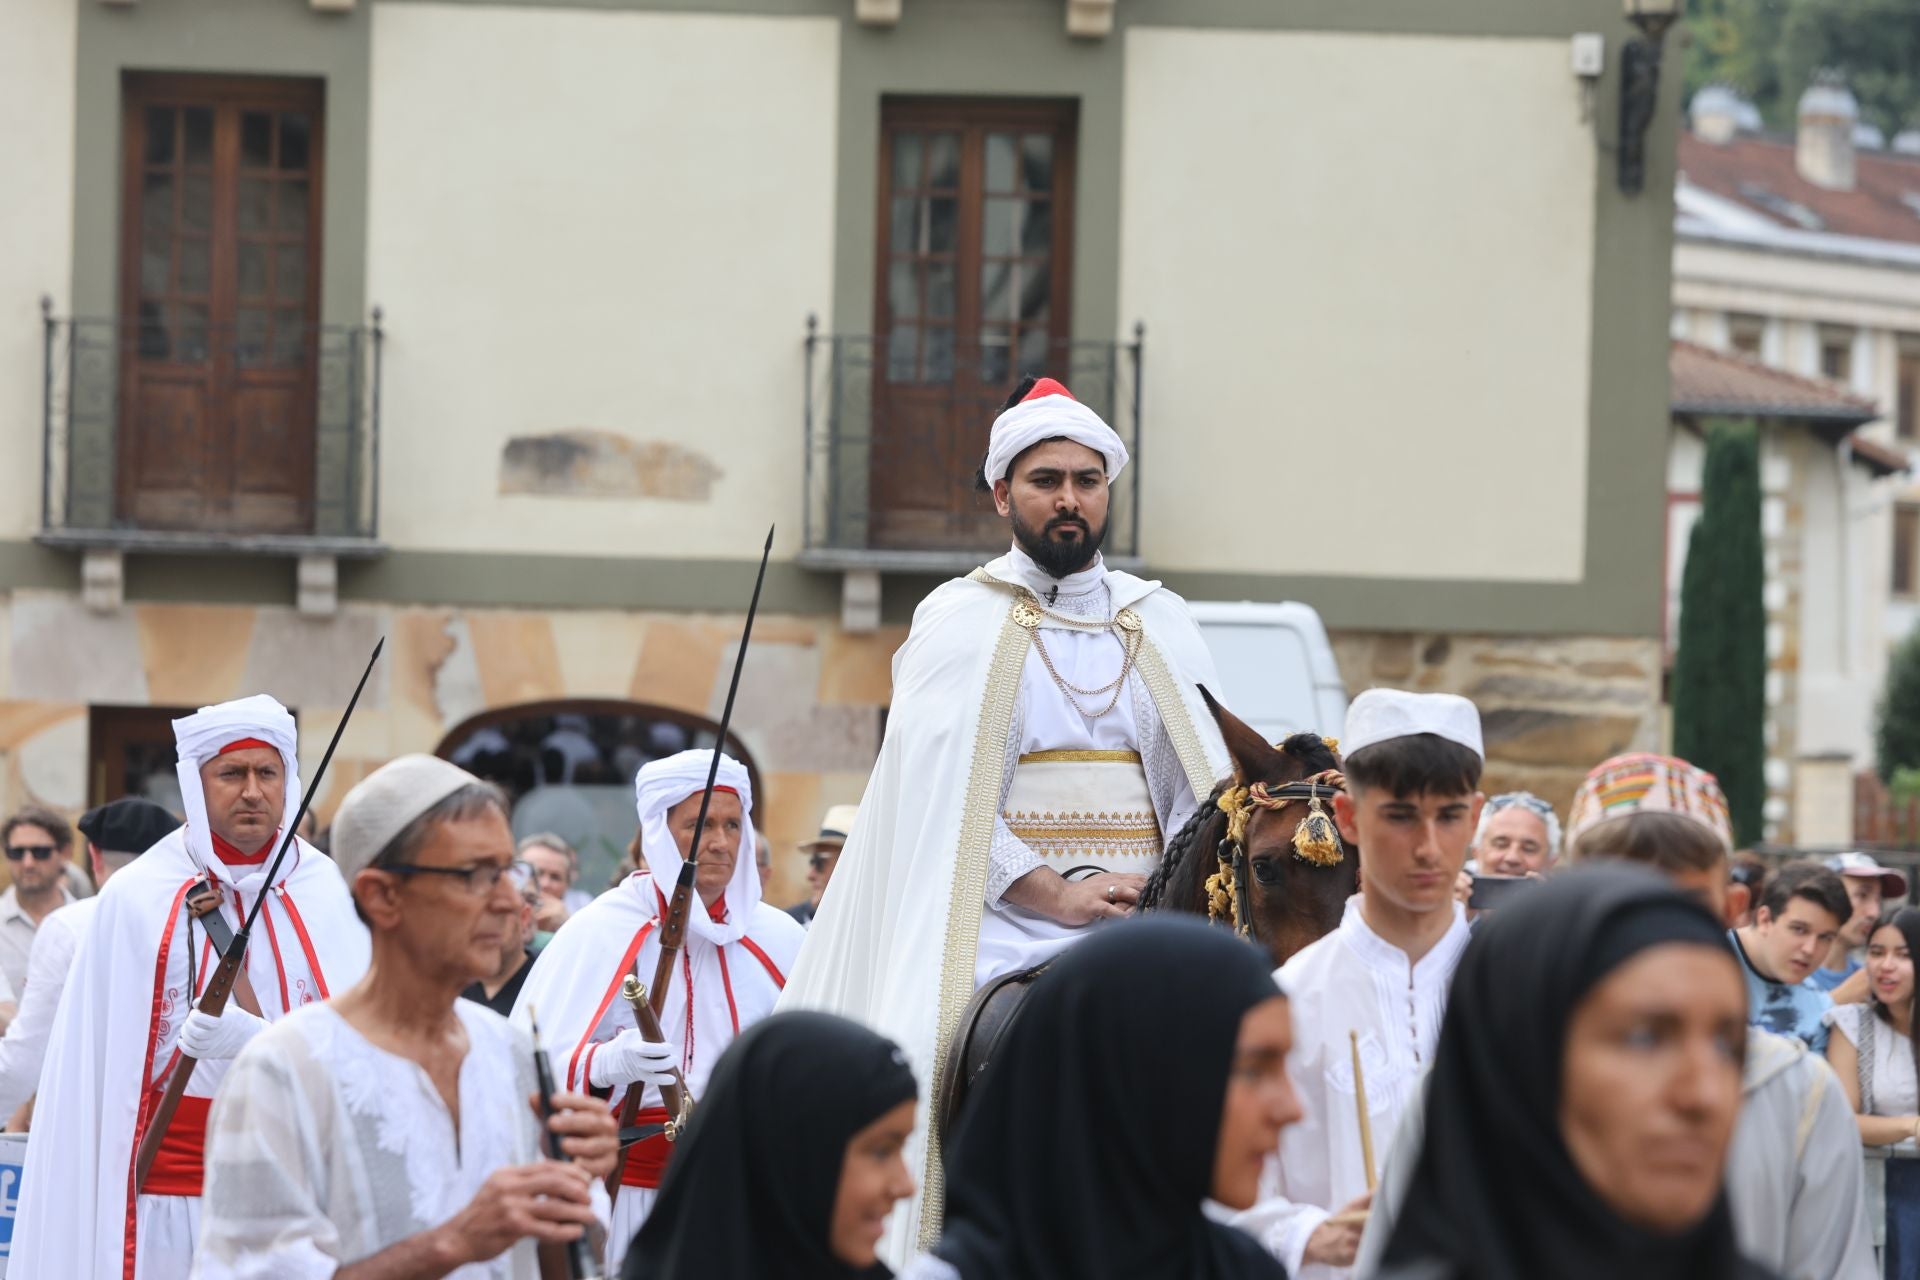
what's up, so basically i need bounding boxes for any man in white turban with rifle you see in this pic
[12,694,370,1279]
[779,375,1230,1263]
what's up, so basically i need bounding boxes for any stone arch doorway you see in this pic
[435,698,761,897]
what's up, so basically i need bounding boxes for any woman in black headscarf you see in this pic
[1374,864,1779,1280]
[905,915,1300,1280]
[622,1010,918,1280]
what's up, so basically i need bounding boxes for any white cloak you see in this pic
[777,551,1227,1263]
[11,829,369,1280]
[511,872,804,1272]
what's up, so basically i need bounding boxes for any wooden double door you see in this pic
[870,98,1077,549]
[117,74,325,534]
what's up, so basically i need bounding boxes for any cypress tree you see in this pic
[1672,419,1766,846]
[1877,625,1920,785]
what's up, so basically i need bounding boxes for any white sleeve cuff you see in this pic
[985,817,1046,906]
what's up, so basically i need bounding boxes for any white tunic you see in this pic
[1826,1003,1920,1118]
[193,1000,578,1279]
[1231,896,1470,1280]
[0,895,94,1116]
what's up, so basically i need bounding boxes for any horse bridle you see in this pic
[1206,771,1349,939]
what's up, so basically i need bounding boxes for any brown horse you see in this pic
[935,689,1356,1139]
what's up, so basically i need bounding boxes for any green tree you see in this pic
[1684,0,1789,124]
[1877,627,1920,784]
[1684,0,1920,139]
[1672,420,1766,846]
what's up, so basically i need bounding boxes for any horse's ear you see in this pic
[1199,685,1287,785]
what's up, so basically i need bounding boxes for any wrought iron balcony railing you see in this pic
[801,320,1143,569]
[38,300,383,553]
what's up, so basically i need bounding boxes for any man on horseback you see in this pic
[779,374,1228,1263]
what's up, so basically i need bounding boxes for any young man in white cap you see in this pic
[12,694,370,1279]
[1232,688,1484,1280]
[780,375,1228,1262]
[194,755,619,1278]
[514,748,804,1272]
[0,798,180,1121]
[787,802,857,927]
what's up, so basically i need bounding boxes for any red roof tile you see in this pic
[1846,433,1911,478]
[1670,340,1879,423]
[1678,133,1920,245]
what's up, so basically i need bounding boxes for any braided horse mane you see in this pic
[1139,731,1345,915]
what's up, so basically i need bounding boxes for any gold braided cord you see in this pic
[1128,619,1220,804]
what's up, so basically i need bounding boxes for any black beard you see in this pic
[1011,507,1105,579]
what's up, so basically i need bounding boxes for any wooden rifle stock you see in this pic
[603,970,695,1195]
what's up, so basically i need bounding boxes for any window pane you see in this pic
[1019,268,1049,325]
[984,199,1018,257]
[886,324,918,383]
[144,108,176,165]
[137,299,171,361]
[184,108,213,166]
[888,259,919,321]
[275,244,305,301]
[892,133,923,190]
[141,237,171,296]
[926,133,960,190]
[237,307,269,368]
[985,133,1018,194]
[278,180,309,234]
[176,303,209,364]
[238,178,272,232]
[178,237,210,296]
[238,242,269,299]
[890,196,921,254]
[1022,134,1053,192]
[279,113,310,172]
[182,175,212,233]
[242,112,274,168]
[141,174,174,235]
[923,325,954,382]
[271,309,304,366]
[1018,326,1049,374]
[980,261,1011,322]
[978,331,1009,385]
[927,197,956,253]
[926,262,955,320]
[1022,199,1051,256]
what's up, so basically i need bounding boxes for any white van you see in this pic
[1189,601,1348,745]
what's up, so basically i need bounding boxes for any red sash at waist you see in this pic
[619,1106,673,1190]
[140,1093,211,1197]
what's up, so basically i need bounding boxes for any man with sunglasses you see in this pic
[12,694,370,1280]
[787,804,856,928]
[0,806,81,1002]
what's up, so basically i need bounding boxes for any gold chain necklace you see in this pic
[1031,622,1142,719]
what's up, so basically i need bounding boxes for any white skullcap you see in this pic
[172,694,302,886]
[982,385,1129,486]
[1343,689,1484,761]
[331,754,485,879]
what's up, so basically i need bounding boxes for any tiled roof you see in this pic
[1847,433,1911,479]
[1678,133,1920,245]
[1670,340,1878,424]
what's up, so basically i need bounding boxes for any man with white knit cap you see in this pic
[514,748,804,1272]
[779,374,1229,1262]
[194,754,618,1279]
[1232,688,1485,1280]
[12,694,370,1279]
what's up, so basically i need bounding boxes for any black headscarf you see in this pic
[622,1011,917,1280]
[932,916,1289,1280]
[1378,864,1776,1280]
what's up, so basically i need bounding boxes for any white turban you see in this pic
[633,749,760,947]
[172,694,302,889]
[983,391,1129,486]
[330,754,484,880]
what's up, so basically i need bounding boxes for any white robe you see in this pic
[0,895,95,1116]
[1231,895,1470,1280]
[10,831,369,1280]
[192,1000,605,1280]
[511,873,804,1273]
[778,547,1227,1265]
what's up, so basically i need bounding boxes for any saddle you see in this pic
[934,959,1052,1143]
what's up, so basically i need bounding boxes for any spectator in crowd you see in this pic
[1825,906,1920,1278]
[620,1012,918,1280]
[1814,854,1909,996]
[1729,853,1769,929]
[789,805,856,928]
[755,834,772,893]
[519,832,587,930]
[1360,751,1876,1280]
[0,806,82,1002]
[1469,791,1561,876]
[1369,866,1775,1280]
[1733,861,1852,1051]
[459,859,542,1018]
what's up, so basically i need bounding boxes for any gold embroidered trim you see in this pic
[1016,749,1143,765]
[919,592,1033,1246]
[1131,628,1219,803]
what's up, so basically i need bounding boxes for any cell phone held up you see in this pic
[1467,873,1537,910]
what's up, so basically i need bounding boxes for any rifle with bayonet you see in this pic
[606,526,773,1193]
[133,638,385,1188]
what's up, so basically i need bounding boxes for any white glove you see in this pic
[588,1027,679,1089]
[179,1005,269,1061]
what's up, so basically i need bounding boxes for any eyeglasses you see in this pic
[384,859,534,896]
[4,845,58,862]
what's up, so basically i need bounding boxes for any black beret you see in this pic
[76,798,181,856]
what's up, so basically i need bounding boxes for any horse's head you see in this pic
[1200,686,1356,966]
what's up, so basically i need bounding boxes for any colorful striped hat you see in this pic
[1565,752,1734,851]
